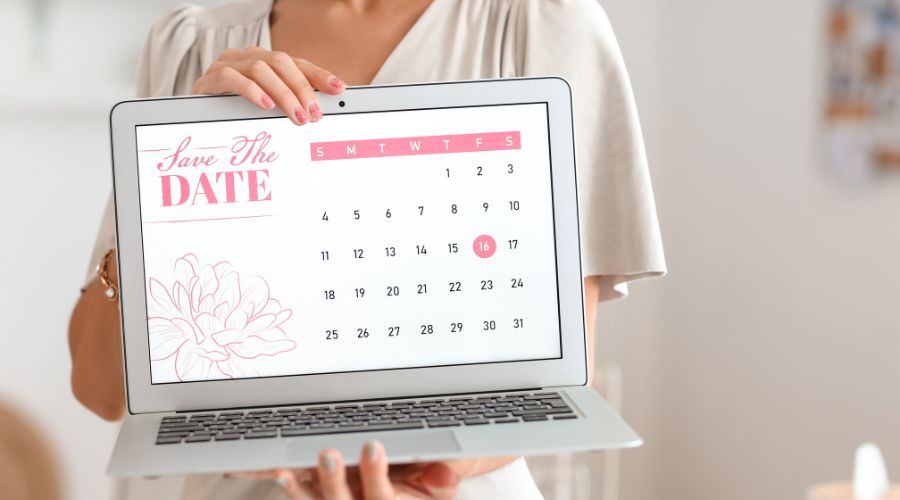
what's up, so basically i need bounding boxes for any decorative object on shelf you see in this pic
[806,443,900,500]
[825,0,900,178]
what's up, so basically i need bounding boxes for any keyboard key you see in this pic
[159,424,204,433]
[157,431,190,438]
[463,418,489,425]
[245,430,277,439]
[156,436,183,445]
[554,414,578,420]
[522,415,549,422]
[185,434,212,443]
[512,408,573,417]
[428,421,462,428]
[493,418,519,424]
[215,433,242,441]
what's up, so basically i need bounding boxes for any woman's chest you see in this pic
[268,0,431,85]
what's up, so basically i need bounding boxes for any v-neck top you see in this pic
[92,1,666,498]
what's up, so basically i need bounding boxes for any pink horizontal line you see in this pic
[139,148,172,152]
[145,214,273,224]
[311,131,521,161]
[196,145,228,150]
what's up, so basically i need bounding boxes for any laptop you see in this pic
[106,77,641,477]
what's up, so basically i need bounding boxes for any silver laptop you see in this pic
[106,77,641,477]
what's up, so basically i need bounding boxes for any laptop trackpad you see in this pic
[285,431,461,464]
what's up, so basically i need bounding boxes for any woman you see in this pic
[69,0,666,498]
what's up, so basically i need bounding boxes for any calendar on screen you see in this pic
[135,103,563,384]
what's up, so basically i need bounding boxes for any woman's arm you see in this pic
[68,251,126,421]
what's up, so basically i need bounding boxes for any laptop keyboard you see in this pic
[155,391,576,445]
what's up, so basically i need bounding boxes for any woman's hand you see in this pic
[229,441,463,499]
[192,47,346,126]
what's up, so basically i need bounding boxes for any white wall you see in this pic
[602,0,900,498]
[0,114,120,499]
[0,2,175,499]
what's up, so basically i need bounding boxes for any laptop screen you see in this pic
[134,103,563,384]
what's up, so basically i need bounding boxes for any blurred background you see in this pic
[1,0,898,499]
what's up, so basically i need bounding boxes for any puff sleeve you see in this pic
[517,0,667,301]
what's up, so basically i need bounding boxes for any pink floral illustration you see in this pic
[147,254,295,381]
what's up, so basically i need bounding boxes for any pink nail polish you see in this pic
[309,102,323,120]
[261,94,274,109]
[329,77,346,89]
[295,106,309,125]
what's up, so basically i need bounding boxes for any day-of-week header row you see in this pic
[310,131,521,161]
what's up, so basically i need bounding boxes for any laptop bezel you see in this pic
[109,77,587,414]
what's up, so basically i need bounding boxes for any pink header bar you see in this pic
[310,131,521,161]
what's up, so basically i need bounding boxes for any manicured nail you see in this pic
[364,441,379,460]
[294,106,309,125]
[329,77,346,89]
[321,453,336,472]
[260,94,274,109]
[309,102,323,121]
[274,476,289,488]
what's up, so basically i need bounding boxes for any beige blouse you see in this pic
[94,0,666,498]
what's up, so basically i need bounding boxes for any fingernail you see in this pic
[261,94,274,109]
[294,106,309,125]
[364,441,379,460]
[321,453,336,472]
[309,102,323,121]
[329,77,346,89]
[274,476,289,488]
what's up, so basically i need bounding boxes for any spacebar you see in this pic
[281,421,425,437]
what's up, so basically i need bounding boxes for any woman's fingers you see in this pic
[237,59,305,125]
[416,462,460,500]
[224,469,316,500]
[194,48,345,125]
[296,57,346,95]
[274,469,318,500]
[317,449,353,500]
[264,52,318,123]
[358,441,395,500]
[193,65,273,111]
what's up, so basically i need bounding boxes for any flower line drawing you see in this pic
[147,253,295,381]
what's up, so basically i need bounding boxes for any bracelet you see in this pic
[97,249,118,301]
